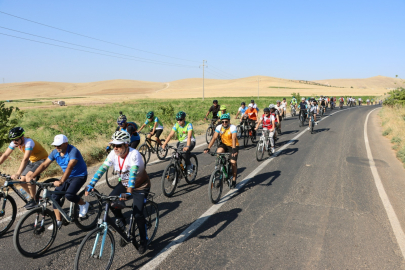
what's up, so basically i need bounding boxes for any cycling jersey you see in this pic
[320,99,326,106]
[244,108,258,121]
[144,117,163,130]
[309,105,318,114]
[340,98,344,103]
[298,102,308,110]
[281,101,287,108]
[215,124,239,147]
[217,111,226,118]
[48,144,87,177]
[238,106,248,115]
[9,137,48,162]
[260,114,275,130]
[90,148,150,190]
[118,122,140,142]
[291,99,297,105]
[172,121,196,143]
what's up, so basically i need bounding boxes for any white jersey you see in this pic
[281,101,287,108]
[358,98,362,101]
[309,105,318,114]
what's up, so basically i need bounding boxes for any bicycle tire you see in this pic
[133,201,159,247]
[74,189,102,231]
[243,129,249,147]
[13,207,57,257]
[156,139,168,160]
[0,193,17,236]
[206,127,213,144]
[161,164,178,197]
[184,155,199,184]
[74,227,115,270]
[138,143,150,165]
[236,125,242,139]
[208,169,224,204]
[256,139,265,161]
[311,117,314,134]
[105,167,119,189]
[35,178,65,206]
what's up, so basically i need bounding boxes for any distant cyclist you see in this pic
[269,104,280,141]
[290,96,298,110]
[281,98,288,117]
[204,100,220,121]
[255,107,276,154]
[243,104,258,137]
[138,111,164,146]
[274,101,283,133]
[358,97,362,106]
[0,127,48,209]
[308,99,318,130]
[204,113,239,189]
[298,97,308,122]
[114,114,140,150]
[319,96,326,114]
[250,100,259,113]
[162,111,196,175]
[339,96,345,108]
[235,102,247,120]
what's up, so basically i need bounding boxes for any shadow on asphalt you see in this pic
[197,208,242,239]
[313,128,330,134]
[240,170,281,191]
[279,129,299,135]
[277,148,298,156]
[346,157,390,168]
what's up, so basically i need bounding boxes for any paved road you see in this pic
[1,104,404,269]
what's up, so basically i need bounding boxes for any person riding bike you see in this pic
[0,127,48,209]
[269,104,279,141]
[319,96,326,114]
[298,97,308,122]
[86,131,151,254]
[113,114,141,150]
[217,105,227,119]
[250,100,259,113]
[339,96,345,108]
[235,102,247,120]
[290,96,298,110]
[281,98,288,117]
[204,113,239,189]
[162,111,196,175]
[138,111,164,146]
[308,99,319,130]
[204,100,220,121]
[275,100,284,119]
[27,134,89,230]
[255,107,276,154]
[243,104,258,137]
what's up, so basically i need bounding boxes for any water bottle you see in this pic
[19,188,30,200]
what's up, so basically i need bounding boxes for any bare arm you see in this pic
[206,132,219,150]
[28,158,53,181]
[14,149,32,178]
[162,130,175,148]
[138,123,146,132]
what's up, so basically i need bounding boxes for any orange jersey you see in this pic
[244,108,258,121]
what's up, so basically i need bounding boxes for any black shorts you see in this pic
[218,143,239,161]
[150,129,163,138]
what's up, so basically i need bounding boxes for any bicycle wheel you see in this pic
[251,130,257,143]
[105,167,119,189]
[13,207,57,257]
[311,117,314,134]
[138,143,150,165]
[35,178,65,206]
[161,164,178,197]
[206,126,214,144]
[236,125,243,139]
[208,169,223,204]
[0,193,17,236]
[243,129,249,147]
[74,189,102,231]
[256,139,265,161]
[74,227,115,270]
[133,201,159,247]
[156,139,168,160]
[185,155,199,184]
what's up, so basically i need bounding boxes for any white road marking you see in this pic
[364,108,405,258]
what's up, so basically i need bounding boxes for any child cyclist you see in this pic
[138,111,164,146]
[255,107,276,154]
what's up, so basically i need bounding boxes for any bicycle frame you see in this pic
[40,187,74,223]
[1,180,31,204]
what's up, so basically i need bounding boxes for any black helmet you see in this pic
[251,100,254,103]
[213,100,218,104]
[263,107,270,113]
[9,127,25,139]
[241,102,245,105]
[176,111,186,120]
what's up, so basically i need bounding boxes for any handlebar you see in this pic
[210,152,232,157]
[88,189,124,202]
[30,181,54,188]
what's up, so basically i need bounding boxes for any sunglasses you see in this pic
[111,144,123,148]
[177,119,185,122]
[221,120,229,123]
[12,138,21,142]
[54,144,63,148]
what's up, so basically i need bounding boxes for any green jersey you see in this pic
[172,121,196,143]
[144,116,163,130]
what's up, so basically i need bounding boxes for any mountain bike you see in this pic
[320,105,325,116]
[205,118,219,144]
[237,117,249,140]
[243,120,257,146]
[138,133,168,165]
[256,130,274,161]
[309,112,315,134]
[13,181,102,257]
[290,105,296,117]
[161,146,198,197]
[208,153,234,204]
[74,190,158,270]
[298,110,307,127]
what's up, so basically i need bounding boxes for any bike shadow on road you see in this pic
[275,139,298,148]
[279,129,299,135]
[312,128,330,134]
[239,170,281,192]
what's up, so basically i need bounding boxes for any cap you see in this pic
[51,134,68,146]
[301,97,305,100]
[248,104,253,108]
[221,105,227,110]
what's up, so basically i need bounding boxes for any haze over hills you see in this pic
[0,76,399,105]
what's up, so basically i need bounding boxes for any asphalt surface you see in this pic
[1,104,404,269]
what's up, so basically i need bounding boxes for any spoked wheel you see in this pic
[74,189,102,231]
[161,164,178,197]
[105,167,119,189]
[156,139,168,160]
[256,139,265,161]
[0,193,17,236]
[243,129,249,147]
[13,207,57,257]
[74,227,115,270]
[184,155,198,184]
[208,169,223,204]
[35,178,65,206]
[133,201,159,247]
[138,144,150,165]
[206,127,214,144]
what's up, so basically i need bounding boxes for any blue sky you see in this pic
[0,0,403,83]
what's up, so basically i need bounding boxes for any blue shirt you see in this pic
[117,122,140,142]
[48,145,87,177]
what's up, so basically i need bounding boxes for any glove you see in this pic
[204,148,210,153]
[106,146,111,152]
[86,185,94,192]
[120,193,132,200]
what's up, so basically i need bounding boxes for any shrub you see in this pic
[391,137,402,144]
[0,101,24,149]
[397,147,405,163]
[382,128,392,136]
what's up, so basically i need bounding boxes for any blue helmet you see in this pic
[117,115,127,125]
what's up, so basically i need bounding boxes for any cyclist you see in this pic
[114,114,141,150]
[358,97,362,106]
[217,105,227,119]
[27,134,89,230]
[235,102,247,120]
[250,100,259,112]
[243,104,258,137]
[371,98,374,105]
[290,96,298,110]
[204,100,220,121]
[319,96,326,114]
[274,101,283,133]
[298,97,308,122]
[281,98,288,117]
[162,111,196,175]
[86,131,150,254]
[138,111,164,146]
[269,104,279,141]
[204,113,239,188]
[0,127,48,209]
[339,96,345,108]
[275,100,284,119]
[308,99,318,130]
[255,107,276,154]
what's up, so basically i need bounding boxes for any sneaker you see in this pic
[186,165,194,175]
[138,241,147,255]
[79,202,90,218]
[271,147,275,154]
[24,199,37,210]
[308,127,310,130]
[230,181,236,189]
[48,220,62,230]
[315,122,318,125]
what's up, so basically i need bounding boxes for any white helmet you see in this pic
[269,104,275,109]
[111,131,130,144]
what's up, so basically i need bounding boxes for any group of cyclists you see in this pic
[0,94,377,259]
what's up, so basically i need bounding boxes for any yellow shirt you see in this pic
[9,137,48,162]
[215,124,239,147]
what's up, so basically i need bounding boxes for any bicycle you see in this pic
[298,110,307,127]
[161,146,198,197]
[205,118,219,144]
[309,112,316,134]
[256,130,274,161]
[208,153,234,204]
[243,120,257,147]
[74,190,158,270]
[13,181,102,257]
[290,105,296,117]
[138,133,168,165]
[236,117,249,140]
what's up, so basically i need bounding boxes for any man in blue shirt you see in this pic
[28,134,89,230]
